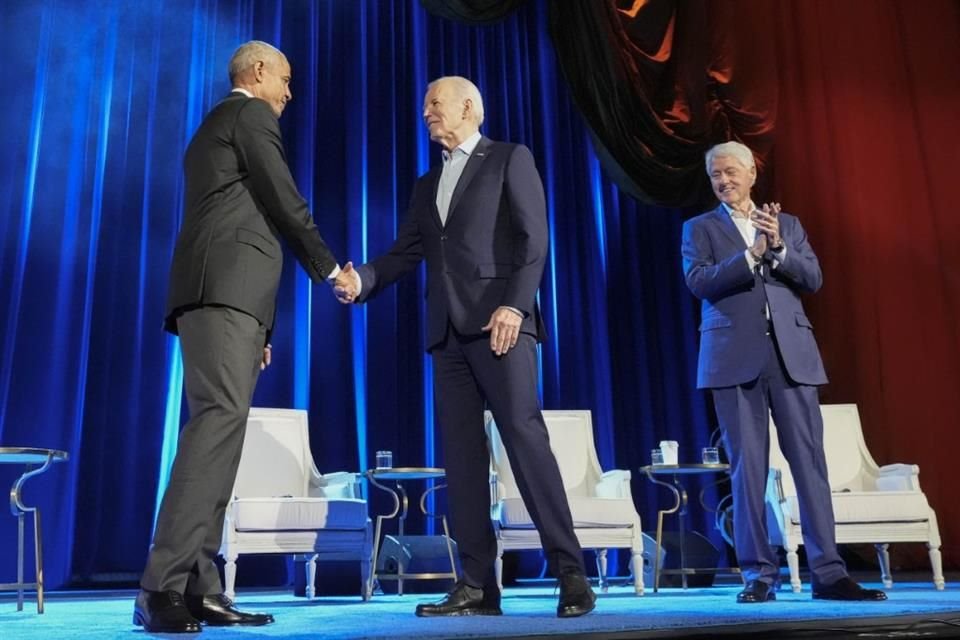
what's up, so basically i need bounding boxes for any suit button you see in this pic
[440,235,447,240]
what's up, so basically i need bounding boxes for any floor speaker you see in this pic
[642,530,720,588]
[375,534,460,594]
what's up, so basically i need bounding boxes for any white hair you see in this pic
[705,141,756,174]
[228,41,285,84]
[429,76,485,126]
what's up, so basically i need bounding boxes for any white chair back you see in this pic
[486,410,601,498]
[769,403,878,495]
[234,408,312,499]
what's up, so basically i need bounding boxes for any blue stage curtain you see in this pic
[0,0,715,589]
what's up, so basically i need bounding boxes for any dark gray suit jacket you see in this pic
[681,206,828,388]
[355,136,548,351]
[165,92,337,334]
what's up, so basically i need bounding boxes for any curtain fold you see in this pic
[418,0,530,24]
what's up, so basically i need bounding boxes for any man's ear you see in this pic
[253,60,266,83]
[462,98,472,119]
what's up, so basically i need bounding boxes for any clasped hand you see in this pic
[333,261,361,304]
[750,202,782,256]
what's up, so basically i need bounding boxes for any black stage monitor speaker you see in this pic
[375,535,460,594]
[643,530,720,588]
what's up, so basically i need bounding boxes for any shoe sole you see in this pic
[415,607,503,617]
[132,611,201,633]
[200,618,275,626]
[737,593,776,603]
[558,596,597,618]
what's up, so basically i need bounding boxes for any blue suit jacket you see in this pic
[356,136,548,351]
[681,206,828,389]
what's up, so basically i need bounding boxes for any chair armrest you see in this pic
[766,468,787,502]
[308,471,363,499]
[596,469,631,498]
[489,470,501,505]
[877,463,921,491]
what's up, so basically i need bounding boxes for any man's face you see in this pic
[422,81,470,148]
[258,55,292,117]
[709,154,756,211]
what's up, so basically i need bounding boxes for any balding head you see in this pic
[228,40,292,117]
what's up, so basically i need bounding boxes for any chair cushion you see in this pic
[498,496,637,529]
[232,497,367,531]
[785,491,932,525]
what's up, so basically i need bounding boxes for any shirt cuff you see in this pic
[770,245,786,269]
[326,264,341,283]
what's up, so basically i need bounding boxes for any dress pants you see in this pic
[432,327,585,588]
[141,306,266,595]
[711,331,848,587]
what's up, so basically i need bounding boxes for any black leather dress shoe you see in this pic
[133,589,202,633]
[812,577,887,601]
[415,582,502,617]
[557,572,597,618]
[185,594,275,626]
[737,579,776,603]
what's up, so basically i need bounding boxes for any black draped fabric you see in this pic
[419,0,531,25]
[423,0,779,206]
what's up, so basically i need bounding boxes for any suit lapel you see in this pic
[427,166,443,229]
[713,206,748,250]
[445,137,492,227]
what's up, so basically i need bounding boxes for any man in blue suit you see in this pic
[681,141,886,603]
[336,76,595,618]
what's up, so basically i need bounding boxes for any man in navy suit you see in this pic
[336,76,595,618]
[681,141,886,603]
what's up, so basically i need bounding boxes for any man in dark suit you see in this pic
[135,41,350,633]
[336,76,595,618]
[681,141,886,603]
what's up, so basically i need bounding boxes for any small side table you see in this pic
[640,463,738,592]
[365,467,458,597]
[0,447,68,613]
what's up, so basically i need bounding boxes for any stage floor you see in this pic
[2,577,959,639]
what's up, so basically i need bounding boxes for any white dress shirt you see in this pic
[436,131,482,226]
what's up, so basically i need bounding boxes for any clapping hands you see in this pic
[751,202,782,248]
[334,261,361,304]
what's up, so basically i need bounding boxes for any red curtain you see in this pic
[770,0,960,568]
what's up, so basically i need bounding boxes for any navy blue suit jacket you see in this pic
[356,136,547,351]
[682,206,828,388]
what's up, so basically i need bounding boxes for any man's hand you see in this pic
[260,343,272,370]
[334,261,361,304]
[752,202,782,249]
[482,307,523,356]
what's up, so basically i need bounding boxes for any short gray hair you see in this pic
[705,141,756,174]
[429,76,485,126]
[228,40,285,84]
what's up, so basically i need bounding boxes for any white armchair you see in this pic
[220,408,373,600]
[765,403,944,592]
[485,410,645,594]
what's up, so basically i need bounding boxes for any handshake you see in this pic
[332,261,361,304]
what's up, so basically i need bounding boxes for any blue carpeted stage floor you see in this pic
[3,578,960,639]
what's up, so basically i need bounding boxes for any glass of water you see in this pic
[375,450,393,469]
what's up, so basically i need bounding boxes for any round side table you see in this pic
[0,447,68,613]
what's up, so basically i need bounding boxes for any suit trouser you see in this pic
[141,306,266,594]
[711,332,847,587]
[432,327,585,588]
